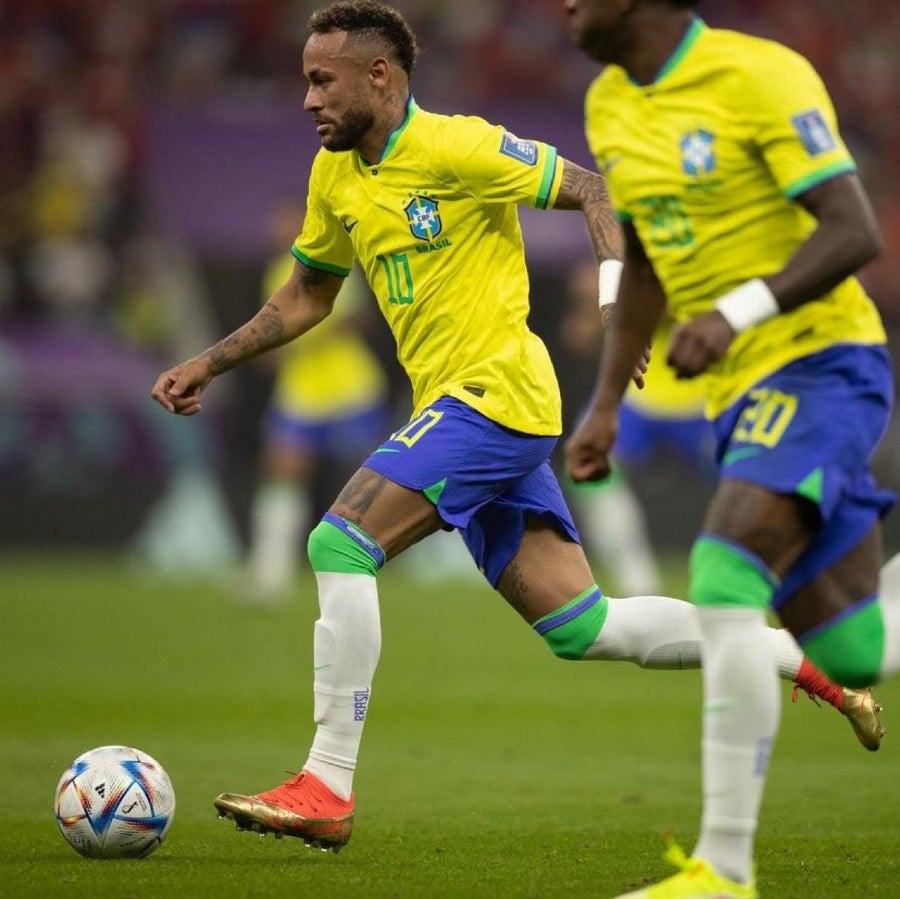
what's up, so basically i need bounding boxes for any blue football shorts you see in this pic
[615,402,717,475]
[713,344,895,608]
[263,401,389,458]
[362,396,580,586]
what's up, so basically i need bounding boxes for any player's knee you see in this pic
[689,535,776,609]
[534,588,608,660]
[307,514,385,577]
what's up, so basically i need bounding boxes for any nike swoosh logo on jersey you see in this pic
[343,219,359,233]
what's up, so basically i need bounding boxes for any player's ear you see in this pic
[369,56,391,88]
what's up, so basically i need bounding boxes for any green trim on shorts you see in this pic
[423,478,447,505]
[796,467,824,505]
[307,520,381,576]
[689,535,779,610]
[801,600,885,689]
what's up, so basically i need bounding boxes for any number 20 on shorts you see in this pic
[733,388,798,449]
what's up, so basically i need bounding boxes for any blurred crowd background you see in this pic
[2,0,899,572]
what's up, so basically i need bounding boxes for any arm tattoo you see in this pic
[599,302,616,334]
[206,302,286,375]
[298,264,332,291]
[204,261,336,375]
[555,161,624,263]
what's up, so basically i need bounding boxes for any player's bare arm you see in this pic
[553,161,651,383]
[565,223,666,483]
[150,260,342,415]
[767,172,882,309]
[669,173,884,379]
[207,262,339,375]
[553,159,623,263]
[594,223,666,408]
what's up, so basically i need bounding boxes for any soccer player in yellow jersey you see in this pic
[566,1,900,896]
[151,0,882,854]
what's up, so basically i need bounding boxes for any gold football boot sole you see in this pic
[214,792,353,852]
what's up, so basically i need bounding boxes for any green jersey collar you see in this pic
[360,95,419,167]
[631,16,705,87]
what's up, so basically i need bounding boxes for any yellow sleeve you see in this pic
[744,45,856,198]
[292,152,355,276]
[442,116,562,210]
[583,74,630,221]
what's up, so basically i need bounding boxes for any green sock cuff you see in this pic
[689,534,779,610]
[800,598,885,688]
[534,587,608,660]
[307,518,382,576]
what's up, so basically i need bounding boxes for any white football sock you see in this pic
[303,571,381,800]
[693,606,780,885]
[583,595,803,678]
[574,481,662,594]
[878,552,900,679]
[246,480,311,600]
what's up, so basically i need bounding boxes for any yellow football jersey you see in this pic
[585,18,886,417]
[293,98,564,436]
[263,253,386,420]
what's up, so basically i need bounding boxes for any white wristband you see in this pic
[714,278,780,333]
[598,259,624,307]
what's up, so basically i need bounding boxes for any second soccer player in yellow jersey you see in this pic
[567,1,900,896]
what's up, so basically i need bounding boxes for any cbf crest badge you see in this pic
[680,129,716,176]
[404,195,442,241]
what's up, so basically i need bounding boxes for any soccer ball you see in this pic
[54,745,176,859]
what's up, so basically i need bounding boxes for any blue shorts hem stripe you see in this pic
[534,589,603,635]
[322,511,386,569]
[798,593,879,645]
[697,532,780,587]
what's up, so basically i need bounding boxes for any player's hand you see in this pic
[150,356,214,415]
[667,311,733,378]
[631,344,651,390]
[565,408,618,483]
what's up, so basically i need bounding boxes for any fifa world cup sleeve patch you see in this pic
[791,110,837,157]
[499,132,538,166]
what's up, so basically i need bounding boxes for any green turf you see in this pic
[1,553,898,897]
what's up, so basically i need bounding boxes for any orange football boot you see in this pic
[214,770,354,851]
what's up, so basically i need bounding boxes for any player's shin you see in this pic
[689,536,781,885]
[304,516,384,800]
[694,606,779,885]
[580,593,804,677]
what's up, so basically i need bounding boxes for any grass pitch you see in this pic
[1,552,898,898]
